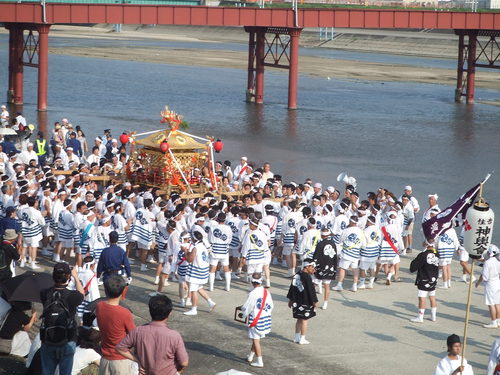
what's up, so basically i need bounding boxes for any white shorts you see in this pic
[379,255,400,265]
[459,249,470,262]
[22,237,39,248]
[136,241,152,251]
[177,275,186,283]
[229,247,241,258]
[210,255,229,267]
[248,327,266,340]
[403,222,414,237]
[359,260,377,271]
[189,283,204,292]
[439,259,452,266]
[339,258,359,270]
[60,239,73,248]
[418,289,436,298]
[485,284,500,306]
[158,251,168,264]
[247,263,264,274]
[282,244,294,256]
[161,262,172,275]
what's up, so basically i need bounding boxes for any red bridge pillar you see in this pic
[37,25,50,111]
[465,32,477,105]
[255,30,265,105]
[11,26,24,105]
[454,29,499,104]
[288,28,301,110]
[246,28,256,101]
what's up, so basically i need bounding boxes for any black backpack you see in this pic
[0,244,8,270]
[40,289,75,346]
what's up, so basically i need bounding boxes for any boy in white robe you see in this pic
[434,334,473,375]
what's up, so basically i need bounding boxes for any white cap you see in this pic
[62,118,69,123]
[95,137,102,142]
[27,143,34,147]
[0,105,6,109]
[404,185,412,191]
[428,194,438,200]
[314,182,322,189]
[327,186,335,193]
[112,139,117,143]
[66,147,73,151]
[241,156,247,161]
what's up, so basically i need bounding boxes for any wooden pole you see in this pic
[460,259,475,373]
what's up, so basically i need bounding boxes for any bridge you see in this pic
[1,3,500,111]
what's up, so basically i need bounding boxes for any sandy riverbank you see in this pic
[1,25,499,89]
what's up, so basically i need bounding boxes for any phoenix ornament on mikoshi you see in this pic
[160,105,184,131]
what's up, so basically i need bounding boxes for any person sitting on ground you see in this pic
[0,301,37,357]
[117,295,189,375]
[69,326,101,375]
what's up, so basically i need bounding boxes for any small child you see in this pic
[69,255,100,318]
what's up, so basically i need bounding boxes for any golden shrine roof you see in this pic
[135,129,207,150]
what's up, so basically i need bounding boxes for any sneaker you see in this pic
[29,262,41,270]
[293,335,300,343]
[183,309,198,316]
[19,259,26,268]
[179,299,186,308]
[483,322,499,329]
[367,281,374,289]
[164,281,171,287]
[148,291,161,297]
[147,256,157,264]
[140,264,148,272]
[410,316,424,323]
[332,284,343,291]
[430,315,437,322]
[438,284,449,289]
[154,276,160,285]
[250,361,264,368]
[298,338,310,345]
[406,248,412,254]
[357,282,366,290]
[208,301,217,312]
[471,276,477,283]
[350,285,357,292]
[321,301,328,310]
[247,353,255,363]
[231,273,240,280]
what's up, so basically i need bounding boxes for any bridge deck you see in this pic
[0,3,499,29]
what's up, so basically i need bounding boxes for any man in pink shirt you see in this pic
[117,295,189,375]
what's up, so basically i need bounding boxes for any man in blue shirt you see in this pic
[0,137,18,155]
[0,206,21,242]
[66,132,82,158]
[97,231,131,282]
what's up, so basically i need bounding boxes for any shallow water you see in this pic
[0,33,499,242]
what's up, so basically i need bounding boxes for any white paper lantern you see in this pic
[463,200,495,259]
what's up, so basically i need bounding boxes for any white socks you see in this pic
[209,273,215,291]
[225,272,231,291]
[431,307,437,321]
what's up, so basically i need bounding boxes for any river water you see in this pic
[0,33,499,241]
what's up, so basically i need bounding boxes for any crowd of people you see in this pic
[0,115,498,375]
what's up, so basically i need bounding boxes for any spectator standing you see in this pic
[40,263,84,375]
[116,295,189,375]
[96,275,136,375]
[0,229,20,282]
